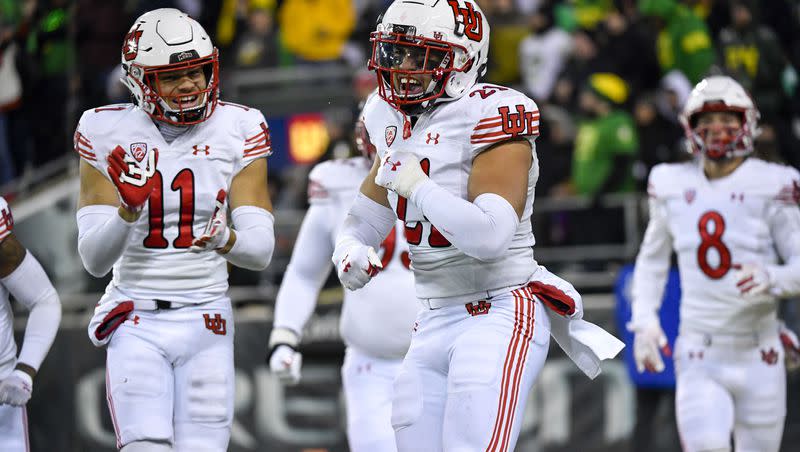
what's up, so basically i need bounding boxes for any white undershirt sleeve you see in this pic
[630,198,673,328]
[77,205,135,277]
[273,204,336,336]
[332,193,396,264]
[766,202,800,296]
[1,252,61,371]
[410,180,519,262]
[223,206,275,271]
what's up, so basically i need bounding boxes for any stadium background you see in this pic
[2,0,800,450]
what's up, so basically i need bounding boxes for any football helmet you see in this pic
[120,8,219,125]
[679,75,760,159]
[369,0,490,115]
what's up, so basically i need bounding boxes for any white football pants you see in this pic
[0,403,28,451]
[341,346,404,452]
[674,330,786,452]
[392,286,551,452]
[104,298,234,451]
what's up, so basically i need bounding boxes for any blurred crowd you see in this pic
[1,0,800,242]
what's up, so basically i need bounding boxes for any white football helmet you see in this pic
[369,0,490,114]
[679,75,760,159]
[120,8,219,125]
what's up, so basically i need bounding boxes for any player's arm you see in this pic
[375,138,531,261]
[630,196,673,326]
[209,158,275,270]
[0,234,61,406]
[740,179,800,297]
[268,203,336,383]
[629,195,673,373]
[332,157,397,291]
[76,159,139,277]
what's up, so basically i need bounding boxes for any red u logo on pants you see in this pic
[203,313,227,335]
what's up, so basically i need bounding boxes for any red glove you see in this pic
[106,145,158,212]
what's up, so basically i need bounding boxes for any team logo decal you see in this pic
[122,24,144,61]
[684,189,696,204]
[130,142,148,162]
[761,348,779,365]
[203,313,227,335]
[465,300,491,316]
[385,126,397,147]
[447,0,483,42]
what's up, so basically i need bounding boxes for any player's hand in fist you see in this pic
[267,328,302,385]
[375,151,429,199]
[733,263,773,300]
[333,243,382,291]
[106,145,158,214]
[190,189,231,252]
[0,370,32,406]
[632,322,671,373]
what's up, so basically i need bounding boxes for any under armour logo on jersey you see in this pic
[383,155,402,171]
[730,192,744,202]
[426,132,440,145]
[761,348,779,365]
[465,300,492,316]
[203,313,227,335]
[192,144,210,156]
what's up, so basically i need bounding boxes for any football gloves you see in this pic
[780,321,800,372]
[267,327,302,385]
[335,244,383,291]
[632,322,671,373]
[106,145,158,213]
[375,151,429,199]
[0,370,32,406]
[733,263,773,300]
[190,189,231,252]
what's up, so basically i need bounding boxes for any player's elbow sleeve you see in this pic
[76,205,133,277]
[455,194,519,262]
[224,206,275,271]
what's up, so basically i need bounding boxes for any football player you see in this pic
[0,196,62,451]
[267,110,419,452]
[630,75,800,452]
[332,1,623,450]
[75,9,274,452]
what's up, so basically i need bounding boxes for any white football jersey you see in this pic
[74,102,271,303]
[362,83,541,299]
[275,157,418,359]
[0,196,16,376]
[633,158,800,334]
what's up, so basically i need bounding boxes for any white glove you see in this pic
[335,244,383,291]
[375,151,429,199]
[267,327,302,385]
[0,370,33,406]
[632,322,671,373]
[779,321,800,372]
[190,189,231,252]
[733,263,773,299]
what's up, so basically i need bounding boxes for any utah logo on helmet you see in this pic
[120,8,220,126]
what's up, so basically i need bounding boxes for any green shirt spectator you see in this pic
[639,0,714,84]
[570,73,639,197]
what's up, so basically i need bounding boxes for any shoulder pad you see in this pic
[466,84,540,148]
[647,162,696,199]
[307,157,370,203]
